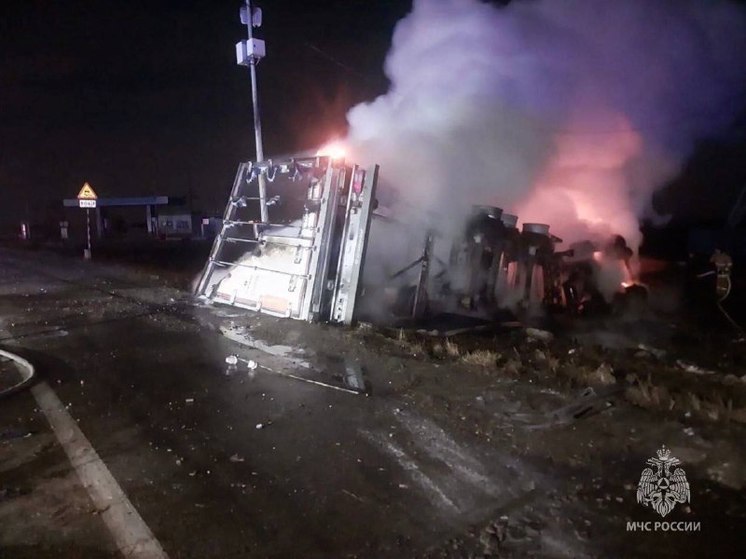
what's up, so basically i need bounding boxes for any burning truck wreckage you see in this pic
[194,152,644,333]
[3,1,746,556]
[190,0,746,412]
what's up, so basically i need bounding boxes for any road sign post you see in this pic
[77,182,98,259]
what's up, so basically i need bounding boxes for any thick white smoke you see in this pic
[344,0,746,261]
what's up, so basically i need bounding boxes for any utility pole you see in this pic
[236,0,268,224]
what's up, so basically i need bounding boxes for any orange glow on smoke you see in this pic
[516,113,644,251]
[316,142,347,160]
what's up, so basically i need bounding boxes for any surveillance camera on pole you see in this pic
[235,0,268,224]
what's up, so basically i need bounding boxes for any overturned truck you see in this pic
[196,156,639,325]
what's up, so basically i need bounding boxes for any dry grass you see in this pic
[444,338,461,358]
[565,362,616,386]
[623,373,746,423]
[407,342,425,356]
[461,350,499,367]
[393,329,425,356]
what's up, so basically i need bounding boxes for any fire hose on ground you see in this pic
[0,349,36,398]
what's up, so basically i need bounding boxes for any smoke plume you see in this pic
[344,0,746,259]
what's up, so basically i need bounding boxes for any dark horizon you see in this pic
[2,0,745,232]
[0,0,410,226]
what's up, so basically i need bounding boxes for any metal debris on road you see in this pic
[343,361,366,392]
[514,385,622,429]
[225,354,363,395]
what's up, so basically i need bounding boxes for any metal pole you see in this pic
[245,0,268,224]
[85,208,92,259]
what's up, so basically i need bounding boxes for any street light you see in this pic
[236,0,268,224]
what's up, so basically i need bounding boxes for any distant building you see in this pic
[157,208,197,238]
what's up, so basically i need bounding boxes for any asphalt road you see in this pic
[0,249,519,558]
[1,247,745,558]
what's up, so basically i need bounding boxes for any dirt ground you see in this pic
[1,244,744,558]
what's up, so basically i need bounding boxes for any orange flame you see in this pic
[316,142,346,160]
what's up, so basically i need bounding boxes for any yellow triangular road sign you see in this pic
[77,182,98,200]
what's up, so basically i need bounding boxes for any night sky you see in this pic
[1,0,744,231]
[1,0,410,226]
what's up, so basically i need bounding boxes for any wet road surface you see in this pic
[1,247,745,558]
[0,249,530,558]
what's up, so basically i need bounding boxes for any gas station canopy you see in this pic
[63,196,172,207]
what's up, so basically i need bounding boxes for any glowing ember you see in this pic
[621,281,633,289]
[316,142,346,160]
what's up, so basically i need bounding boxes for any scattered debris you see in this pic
[479,516,509,556]
[525,328,554,343]
[676,360,717,376]
[224,354,363,395]
[519,386,622,429]
[636,343,666,359]
[343,361,366,392]
[220,324,311,368]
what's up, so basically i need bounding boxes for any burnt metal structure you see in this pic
[449,205,507,311]
[194,156,379,325]
[495,212,520,301]
[513,223,561,308]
